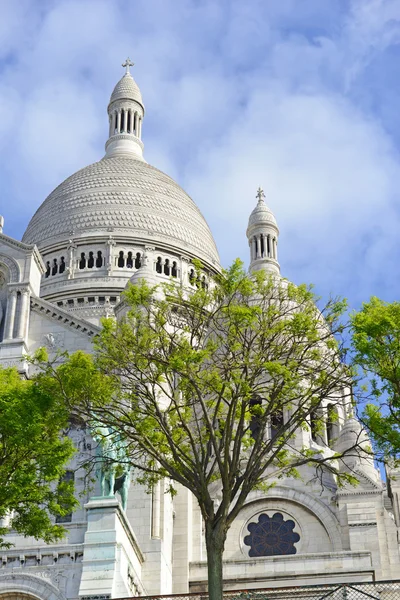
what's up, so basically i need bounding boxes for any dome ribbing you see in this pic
[22,157,220,267]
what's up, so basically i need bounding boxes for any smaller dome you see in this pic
[109,73,144,109]
[248,198,277,230]
[335,417,379,483]
[335,417,365,454]
[129,254,158,288]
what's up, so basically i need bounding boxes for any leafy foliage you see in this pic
[351,296,400,458]
[0,364,77,547]
[39,260,358,600]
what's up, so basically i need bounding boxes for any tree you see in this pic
[41,261,361,600]
[351,296,400,459]
[0,365,77,547]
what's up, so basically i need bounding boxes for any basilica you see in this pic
[0,62,400,600]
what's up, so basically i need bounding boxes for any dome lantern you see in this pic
[246,187,280,275]
[105,58,145,160]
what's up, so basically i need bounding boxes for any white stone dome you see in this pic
[247,198,277,230]
[109,72,144,108]
[22,156,220,267]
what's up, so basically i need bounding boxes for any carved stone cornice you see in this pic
[336,489,383,497]
[30,296,101,337]
[0,231,35,253]
[105,134,144,151]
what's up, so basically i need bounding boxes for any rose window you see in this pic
[244,512,300,557]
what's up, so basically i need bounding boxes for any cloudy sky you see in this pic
[1,0,400,310]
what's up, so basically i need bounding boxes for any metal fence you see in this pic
[116,581,400,600]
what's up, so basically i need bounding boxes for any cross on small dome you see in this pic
[122,57,134,74]
[256,187,265,202]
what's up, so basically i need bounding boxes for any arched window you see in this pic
[114,111,118,134]
[249,397,262,440]
[79,253,86,269]
[135,252,142,269]
[121,109,125,132]
[51,258,58,276]
[127,111,131,132]
[326,404,338,448]
[88,251,94,269]
[201,275,207,289]
[156,257,162,274]
[45,261,51,278]
[310,410,319,443]
[189,269,195,285]
[171,261,178,277]
[96,251,103,268]
[164,259,170,276]
[118,251,125,268]
[59,256,66,274]
[271,410,284,441]
[126,252,133,268]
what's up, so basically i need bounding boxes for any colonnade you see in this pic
[109,109,143,138]
[251,233,278,261]
[3,288,30,340]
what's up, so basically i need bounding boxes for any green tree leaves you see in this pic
[0,366,77,546]
[37,261,356,600]
[351,297,400,457]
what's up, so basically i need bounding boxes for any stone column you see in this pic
[151,481,161,539]
[180,255,189,285]
[117,110,121,134]
[16,289,30,339]
[67,240,76,280]
[3,289,17,340]
[106,236,116,276]
[273,237,277,260]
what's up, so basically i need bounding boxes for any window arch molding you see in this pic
[0,256,20,283]
[0,573,66,600]
[235,485,342,553]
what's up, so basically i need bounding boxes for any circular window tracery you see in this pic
[244,512,300,557]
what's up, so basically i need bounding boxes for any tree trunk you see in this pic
[205,521,227,600]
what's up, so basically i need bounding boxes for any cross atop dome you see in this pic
[256,187,265,203]
[122,57,134,75]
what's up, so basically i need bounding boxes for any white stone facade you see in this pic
[0,64,399,600]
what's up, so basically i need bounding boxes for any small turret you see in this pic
[105,58,145,160]
[246,187,280,275]
[335,417,380,484]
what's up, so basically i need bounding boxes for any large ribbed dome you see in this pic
[22,156,220,266]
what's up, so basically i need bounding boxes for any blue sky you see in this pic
[1,0,400,310]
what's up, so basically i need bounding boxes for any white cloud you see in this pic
[0,0,400,307]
